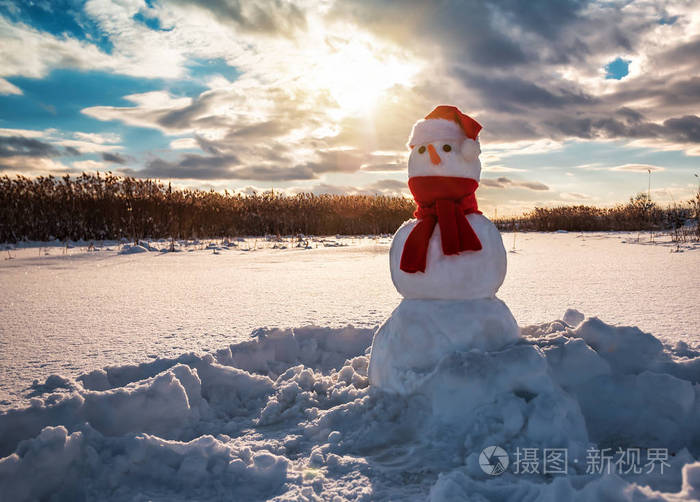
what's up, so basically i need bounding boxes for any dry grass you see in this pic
[2,174,698,242]
[0,173,415,242]
[494,192,699,240]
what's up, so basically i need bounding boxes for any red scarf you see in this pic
[400,176,482,273]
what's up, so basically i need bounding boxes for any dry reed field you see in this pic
[1,173,698,242]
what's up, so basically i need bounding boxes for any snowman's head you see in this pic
[407,106,482,181]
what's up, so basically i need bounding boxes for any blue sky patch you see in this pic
[0,69,175,156]
[0,69,162,131]
[186,58,240,82]
[658,15,678,25]
[604,58,631,80]
[133,10,172,32]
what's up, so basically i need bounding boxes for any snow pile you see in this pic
[118,243,151,254]
[1,316,700,500]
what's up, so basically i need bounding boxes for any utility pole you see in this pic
[647,168,653,243]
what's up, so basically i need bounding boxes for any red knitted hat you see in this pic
[408,105,482,147]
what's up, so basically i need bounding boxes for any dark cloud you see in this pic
[142,145,376,182]
[129,154,240,180]
[0,136,78,158]
[369,179,406,191]
[308,150,366,174]
[101,152,127,164]
[170,0,307,35]
[663,115,700,143]
[361,162,404,172]
[481,176,549,191]
[157,99,212,129]
[657,38,700,67]
[230,165,316,181]
[129,153,323,181]
[58,1,700,190]
[458,71,594,114]
[331,0,603,69]
[518,180,550,191]
[149,91,228,131]
[227,120,290,139]
[194,135,223,155]
[329,1,700,150]
[544,113,700,144]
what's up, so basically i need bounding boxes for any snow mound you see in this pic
[1,317,699,501]
[118,244,150,255]
[369,298,519,394]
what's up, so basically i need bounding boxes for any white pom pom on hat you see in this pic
[407,105,482,161]
[461,138,481,162]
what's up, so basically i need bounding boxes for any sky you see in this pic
[0,0,698,216]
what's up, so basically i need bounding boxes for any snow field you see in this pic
[1,316,700,501]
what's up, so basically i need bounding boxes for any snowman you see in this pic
[368,105,520,395]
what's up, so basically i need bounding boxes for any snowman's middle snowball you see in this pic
[390,212,507,300]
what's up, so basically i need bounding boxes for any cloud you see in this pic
[0,77,21,95]
[610,164,665,173]
[74,132,121,144]
[101,152,128,164]
[518,180,550,191]
[369,179,407,191]
[229,165,316,181]
[0,17,114,81]
[480,176,549,191]
[170,138,199,150]
[129,154,240,180]
[544,112,700,146]
[0,136,75,158]
[2,0,699,206]
[328,1,700,155]
[131,148,369,181]
[287,178,409,196]
[481,165,527,173]
[575,162,607,171]
[330,0,590,68]
[0,156,71,175]
[360,162,405,172]
[72,160,109,171]
[560,192,593,200]
[168,0,307,35]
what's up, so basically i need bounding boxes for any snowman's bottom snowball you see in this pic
[368,297,519,395]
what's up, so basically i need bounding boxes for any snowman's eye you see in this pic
[442,144,452,152]
[418,146,426,154]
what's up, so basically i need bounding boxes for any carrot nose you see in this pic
[427,144,441,165]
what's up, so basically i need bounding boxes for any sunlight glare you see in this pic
[306,26,420,116]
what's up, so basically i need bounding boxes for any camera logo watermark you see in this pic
[479,445,509,475]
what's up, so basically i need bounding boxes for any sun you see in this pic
[304,26,420,116]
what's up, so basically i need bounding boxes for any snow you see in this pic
[368,298,519,394]
[117,244,150,254]
[407,138,482,181]
[390,213,507,300]
[1,317,700,500]
[1,232,699,410]
[0,232,699,499]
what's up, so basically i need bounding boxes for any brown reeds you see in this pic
[1,174,697,242]
[0,173,415,242]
